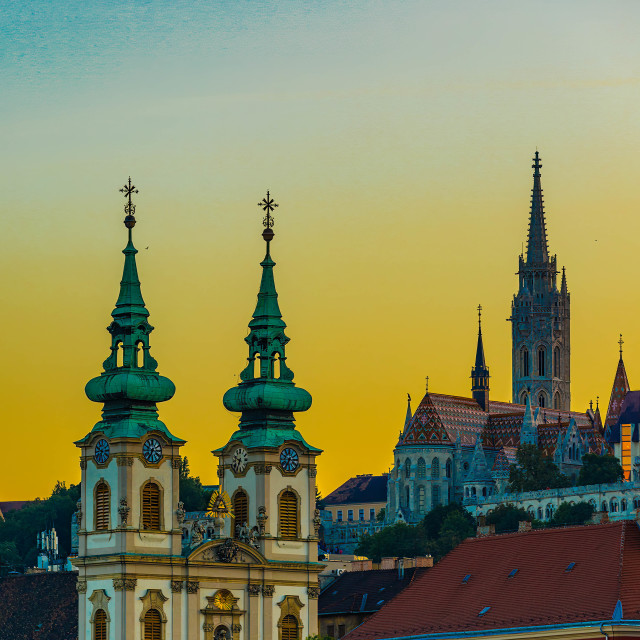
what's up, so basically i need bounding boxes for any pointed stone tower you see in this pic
[605,335,631,434]
[471,305,490,411]
[74,179,185,639]
[216,192,323,637]
[510,152,570,410]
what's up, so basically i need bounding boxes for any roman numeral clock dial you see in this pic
[231,447,248,473]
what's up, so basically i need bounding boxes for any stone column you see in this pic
[186,580,200,639]
[247,584,261,640]
[262,585,275,640]
[307,587,320,636]
[171,580,183,640]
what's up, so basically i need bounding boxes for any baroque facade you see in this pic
[73,185,321,640]
[386,154,609,524]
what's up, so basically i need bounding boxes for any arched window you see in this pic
[135,341,144,368]
[482,487,487,497]
[94,609,107,640]
[465,487,469,497]
[445,458,452,478]
[602,502,608,512]
[431,457,440,479]
[521,347,529,377]
[281,614,299,640]
[405,458,411,479]
[417,458,426,478]
[611,499,619,513]
[273,353,281,378]
[432,485,440,507]
[142,482,161,530]
[545,504,553,519]
[621,499,628,512]
[537,507,543,519]
[538,347,546,377]
[279,490,298,539]
[143,609,162,640]
[634,497,640,509]
[116,341,124,368]
[538,393,545,408]
[95,482,110,531]
[233,490,248,537]
[405,485,410,507]
[553,393,560,410]
[253,353,260,379]
[554,346,560,378]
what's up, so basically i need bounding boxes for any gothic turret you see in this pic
[510,152,570,411]
[605,335,631,433]
[471,305,490,411]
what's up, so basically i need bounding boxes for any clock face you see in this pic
[94,439,110,464]
[280,447,299,473]
[143,438,163,463]
[231,448,248,473]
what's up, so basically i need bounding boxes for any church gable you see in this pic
[400,394,451,445]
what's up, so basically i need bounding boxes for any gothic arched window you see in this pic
[281,614,299,640]
[279,490,298,539]
[432,485,440,507]
[445,458,452,478]
[233,490,248,537]
[142,482,161,530]
[417,458,426,478]
[538,347,546,377]
[553,393,560,410]
[143,609,162,640]
[538,393,546,408]
[431,458,440,479]
[553,346,560,378]
[95,482,110,531]
[94,609,107,640]
[521,347,529,377]
[405,458,411,479]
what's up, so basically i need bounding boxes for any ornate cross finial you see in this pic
[425,376,429,392]
[477,304,482,329]
[120,177,138,228]
[596,395,599,410]
[407,393,411,403]
[619,333,624,358]
[258,190,278,242]
[532,151,542,176]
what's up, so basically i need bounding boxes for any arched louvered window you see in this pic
[521,347,529,377]
[233,490,248,537]
[431,457,440,479]
[95,482,110,531]
[538,347,546,377]
[94,609,107,640]
[281,614,299,640]
[144,609,162,640]
[142,482,161,530]
[279,491,298,539]
[417,458,426,478]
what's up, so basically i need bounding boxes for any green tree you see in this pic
[315,486,325,510]
[508,444,572,492]
[0,541,21,569]
[485,504,534,534]
[355,522,429,563]
[433,511,475,558]
[577,454,624,486]
[550,501,594,526]
[422,503,474,539]
[179,457,212,512]
[376,508,386,522]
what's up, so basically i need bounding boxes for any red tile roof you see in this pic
[345,521,640,639]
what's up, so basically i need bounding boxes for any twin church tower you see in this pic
[73,184,321,640]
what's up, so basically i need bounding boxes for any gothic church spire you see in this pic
[471,305,490,411]
[526,151,549,265]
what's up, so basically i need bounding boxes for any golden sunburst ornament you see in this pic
[206,490,233,518]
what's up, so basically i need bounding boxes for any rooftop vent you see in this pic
[360,594,368,611]
[478,607,491,617]
[377,600,384,606]
[565,562,576,572]
[462,574,471,584]
[508,569,518,578]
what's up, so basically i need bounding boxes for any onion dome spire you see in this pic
[79,179,181,443]
[526,151,549,265]
[223,192,313,433]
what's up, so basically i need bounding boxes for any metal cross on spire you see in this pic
[258,190,278,242]
[477,304,482,330]
[532,150,542,176]
[425,376,429,392]
[119,177,138,229]
[619,333,624,358]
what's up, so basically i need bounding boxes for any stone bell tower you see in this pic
[216,191,323,639]
[510,152,570,411]
[73,179,185,639]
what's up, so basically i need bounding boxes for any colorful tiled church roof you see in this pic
[400,393,453,445]
[345,521,640,640]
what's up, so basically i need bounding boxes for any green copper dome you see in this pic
[78,181,182,444]
[222,210,312,432]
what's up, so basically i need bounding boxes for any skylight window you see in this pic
[377,600,385,606]
[462,574,471,584]
[508,569,518,578]
[478,607,491,617]
[565,562,576,572]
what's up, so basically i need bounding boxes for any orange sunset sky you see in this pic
[1,2,640,500]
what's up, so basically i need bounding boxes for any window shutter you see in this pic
[281,614,299,640]
[144,609,162,640]
[95,483,110,531]
[142,482,161,530]
[279,491,298,539]
[233,492,248,537]
[94,609,107,640]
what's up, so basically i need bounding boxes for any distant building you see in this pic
[322,474,387,553]
[319,559,431,639]
[0,500,29,521]
[345,520,640,640]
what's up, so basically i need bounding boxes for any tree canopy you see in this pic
[179,457,213,512]
[550,501,594,526]
[577,454,624,486]
[485,504,537,534]
[508,444,572,492]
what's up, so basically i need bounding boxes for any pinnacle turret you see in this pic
[471,305,490,411]
[604,335,631,430]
